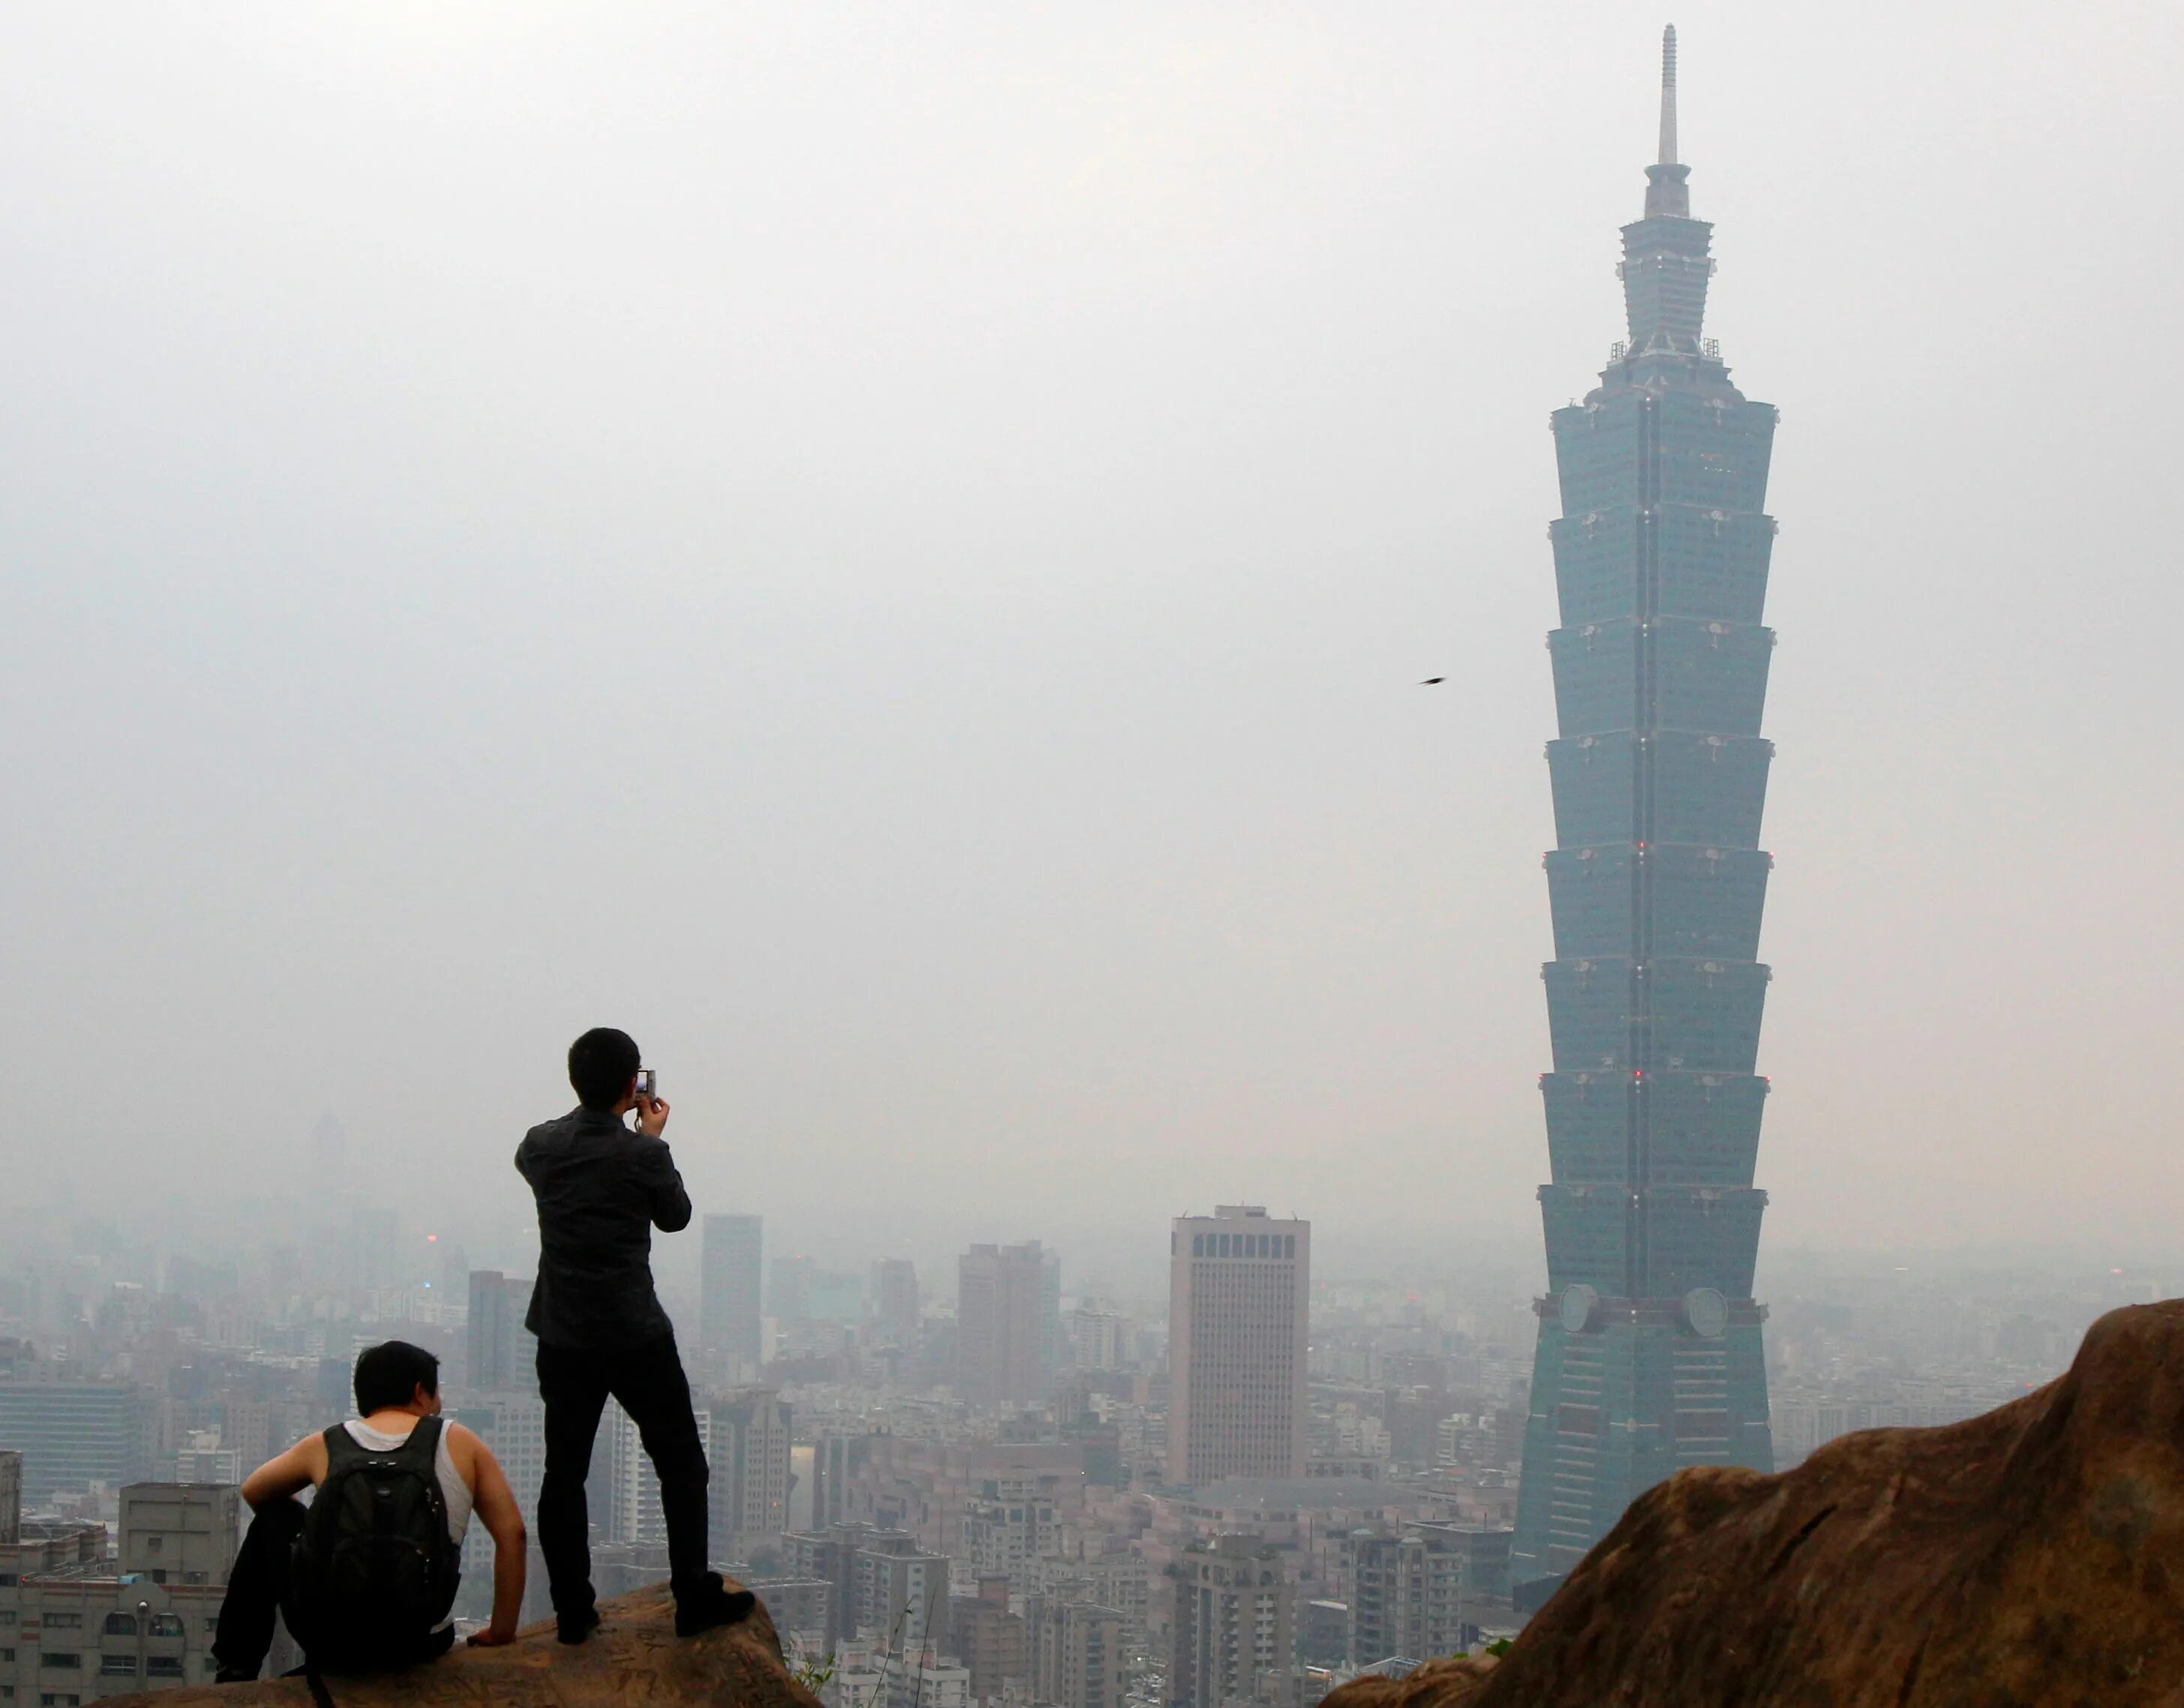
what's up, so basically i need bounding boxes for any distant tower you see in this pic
[956,1241,1052,1406]
[1166,1207,1310,1484]
[1512,26,1780,1596]
[871,1256,922,1344]
[700,1214,765,1369]
[465,1270,538,1393]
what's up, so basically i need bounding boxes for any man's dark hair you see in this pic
[568,1028,641,1110]
[353,1340,440,1414]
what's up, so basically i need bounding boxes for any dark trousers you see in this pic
[211,1498,306,1679]
[536,1328,712,1614]
[212,1497,455,1678]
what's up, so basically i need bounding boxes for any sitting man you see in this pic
[212,1340,527,1679]
[518,1027,752,1642]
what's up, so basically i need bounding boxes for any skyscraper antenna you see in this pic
[1658,24,1679,165]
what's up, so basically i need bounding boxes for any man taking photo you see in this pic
[518,1027,753,1642]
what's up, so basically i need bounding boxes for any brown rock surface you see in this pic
[104,1580,822,1708]
[1326,1301,2184,1708]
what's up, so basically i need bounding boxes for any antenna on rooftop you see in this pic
[1658,25,1679,165]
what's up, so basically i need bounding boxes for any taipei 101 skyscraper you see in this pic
[1512,27,1780,1598]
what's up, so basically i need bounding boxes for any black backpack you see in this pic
[288,1415,462,1672]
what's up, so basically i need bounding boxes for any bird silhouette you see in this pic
[1419,677,1446,685]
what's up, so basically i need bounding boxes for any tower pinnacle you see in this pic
[1658,25,1679,165]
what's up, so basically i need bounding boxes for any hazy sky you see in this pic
[3,2,2181,1283]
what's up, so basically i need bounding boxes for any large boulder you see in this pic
[107,1580,822,1708]
[1326,1301,2184,1707]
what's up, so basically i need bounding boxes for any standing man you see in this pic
[518,1027,754,1642]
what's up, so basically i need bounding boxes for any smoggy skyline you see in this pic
[3,3,2181,1277]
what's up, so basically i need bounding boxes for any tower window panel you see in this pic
[1543,958,1642,1072]
[1648,733,1771,847]
[1545,846,1639,960]
[1648,848,1770,961]
[1650,620,1772,734]
[1549,621,1643,738]
[1550,509,1645,627]
[1547,736,1642,850]
[1653,508,1773,623]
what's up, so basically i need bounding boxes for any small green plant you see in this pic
[1483,1638,1513,1658]
[792,1649,838,1693]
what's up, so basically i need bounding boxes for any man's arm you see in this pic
[455,1429,527,1646]
[646,1141,693,1233]
[240,1433,326,1511]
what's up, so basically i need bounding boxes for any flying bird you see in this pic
[1419,677,1446,685]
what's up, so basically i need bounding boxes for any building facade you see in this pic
[0,1377,149,1505]
[1513,28,1779,1594]
[959,1474,1056,1592]
[1167,1208,1310,1486]
[464,1271,537,1394]
[0,1481,261,1703]
[707,1388,794,1551]
[870,1259,921,1347]
[701,1215,766,1371]
[955,1243,1051,1409]
[1027,1595,1128,1708]
[608,1400,713,1550]
[1168,1535,1294,1708]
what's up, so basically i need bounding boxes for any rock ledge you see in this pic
[107,1580,820,1708]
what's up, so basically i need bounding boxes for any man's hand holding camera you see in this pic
[635,1091,670,1136]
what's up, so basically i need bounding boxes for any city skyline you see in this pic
[3,9,2179,1262]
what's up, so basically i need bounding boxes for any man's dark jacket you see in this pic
[515,1106,692,1351]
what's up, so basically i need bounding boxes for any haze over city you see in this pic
[5,0,2182,1283]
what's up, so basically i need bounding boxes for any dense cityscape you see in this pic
[0,1179,2153,1705]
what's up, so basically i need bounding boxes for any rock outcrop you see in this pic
[108,1580,821,1708]
[1326,1301,2184,1707]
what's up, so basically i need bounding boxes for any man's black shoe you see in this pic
[674,1577,757,1637]
[214,1667,259,1685]
[557,1607,601,1645]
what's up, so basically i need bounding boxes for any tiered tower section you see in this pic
[1512,26,1779,1595]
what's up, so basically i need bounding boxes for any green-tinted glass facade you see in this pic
[1511,104,1779,1595]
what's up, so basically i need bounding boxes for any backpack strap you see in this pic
[322,1422,371,1474]
[398,1415,447,1486]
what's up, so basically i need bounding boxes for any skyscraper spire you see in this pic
[1658,25,1679,165]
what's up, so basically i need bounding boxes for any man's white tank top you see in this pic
[341,1418,474,1545]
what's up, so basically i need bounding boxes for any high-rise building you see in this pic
[466,1270,538,1394]
[1068,1305,1127,1373]
[855,1542,951,1654]
[871,1258,921,1346]
[0,1451,17,1544]
[1166,1207,1309,1485]
[783,1521,906,1651]
[1168,1535,1294,1708]
[0,1373,149,1502]
[950,1574,1026,1705]
[1028,1596,1128,1708]
[810,1432,873,1532]
[1513,28,1779,1596]
[957,1241,1052,1407]
[707,1388,794,1550]
[701,1214,765,1369]
[960,1472,1056,1591]
[1347,1524,1506,1664]
[608,1400,713,1548]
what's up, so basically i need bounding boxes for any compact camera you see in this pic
[635,1068,658,1100]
